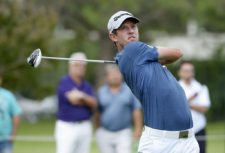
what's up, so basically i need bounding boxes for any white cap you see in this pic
[107,11,139,33]
[69,52,87,65]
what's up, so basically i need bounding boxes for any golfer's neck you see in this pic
[71,75,83,85]
[184,79,192,85]
[116,43,124,52]
[109,84,121,93]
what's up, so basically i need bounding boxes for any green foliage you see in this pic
[194,60,225,121]
[0,1,58,98]
[196,0,225,32]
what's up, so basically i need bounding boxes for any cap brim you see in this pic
[122,17,139,25]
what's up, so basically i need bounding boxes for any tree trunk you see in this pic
[95,32,116,88]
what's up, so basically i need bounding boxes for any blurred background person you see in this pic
[55,52,97,153]
[0,74,22,153]
[178,61,211,153]
[95,65,142,153]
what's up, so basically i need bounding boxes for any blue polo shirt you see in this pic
[115,41,193,131]
[0,88,22,141]
[57,75,94,122]
[97,83,141,131]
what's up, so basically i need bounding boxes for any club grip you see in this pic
[104,60,116,64]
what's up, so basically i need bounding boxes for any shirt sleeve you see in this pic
[9,93,22,116]
[96,87,104,112]
[123,41,159,65]
[197,85,211,107]
[57,78,69,100]
[131,95,142,111]
[57,78,69,94]
[85,82,95,97]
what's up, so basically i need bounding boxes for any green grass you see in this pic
[14,120,225,153]
[206,122,225,153]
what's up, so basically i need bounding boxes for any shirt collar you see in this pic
[68,75,85,88]
[105,82,125,94]
[114,51,124,64]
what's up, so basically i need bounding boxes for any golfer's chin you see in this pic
[122,39,138,48]
[127,37,138,42]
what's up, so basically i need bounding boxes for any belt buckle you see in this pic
[179,131,189,138]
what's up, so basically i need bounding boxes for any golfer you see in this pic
[107,11,199,153]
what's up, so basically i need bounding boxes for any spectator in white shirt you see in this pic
[178,61,211,153]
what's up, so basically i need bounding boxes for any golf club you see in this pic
[27,49,116,68]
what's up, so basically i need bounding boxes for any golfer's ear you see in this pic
[109,33,117,42]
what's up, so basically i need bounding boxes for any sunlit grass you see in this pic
[14,119,225,153]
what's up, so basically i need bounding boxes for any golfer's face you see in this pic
[107,69,123,86]
[114,20,139,47]
[69,62,86,78]
[179,64,194,80]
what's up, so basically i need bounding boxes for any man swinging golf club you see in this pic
[108,11,199,153]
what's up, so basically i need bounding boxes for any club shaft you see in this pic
[42,56,116,64]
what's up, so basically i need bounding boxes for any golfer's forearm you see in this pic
[82,95,97,108]
[12,116,20,140]
[133,109,143,136]
[94,112,101,129]
[190,105,208,113]
[65,95,79,105]
[157,47,183,64]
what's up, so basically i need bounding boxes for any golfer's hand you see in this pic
[133,129,142,140]
[188,92,198,103]
[66,89,85,105]
[8,135,15,144]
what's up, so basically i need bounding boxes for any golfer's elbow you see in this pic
[158,47,183,64]
[167,48,183,62]
[174,48,183,60]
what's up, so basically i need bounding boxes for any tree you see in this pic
[0,1,58,98]
[195,0,225,32]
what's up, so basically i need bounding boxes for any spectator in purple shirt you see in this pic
[55,52,97,153]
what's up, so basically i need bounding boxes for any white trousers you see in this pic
[55,120,92,153]
[96,127,132,153]
[138,126,200,153]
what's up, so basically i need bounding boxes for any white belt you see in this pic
[143,126,194,139]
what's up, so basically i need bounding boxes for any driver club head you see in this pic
[27,49,42,68]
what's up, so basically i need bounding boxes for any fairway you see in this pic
[14,120,224,153]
